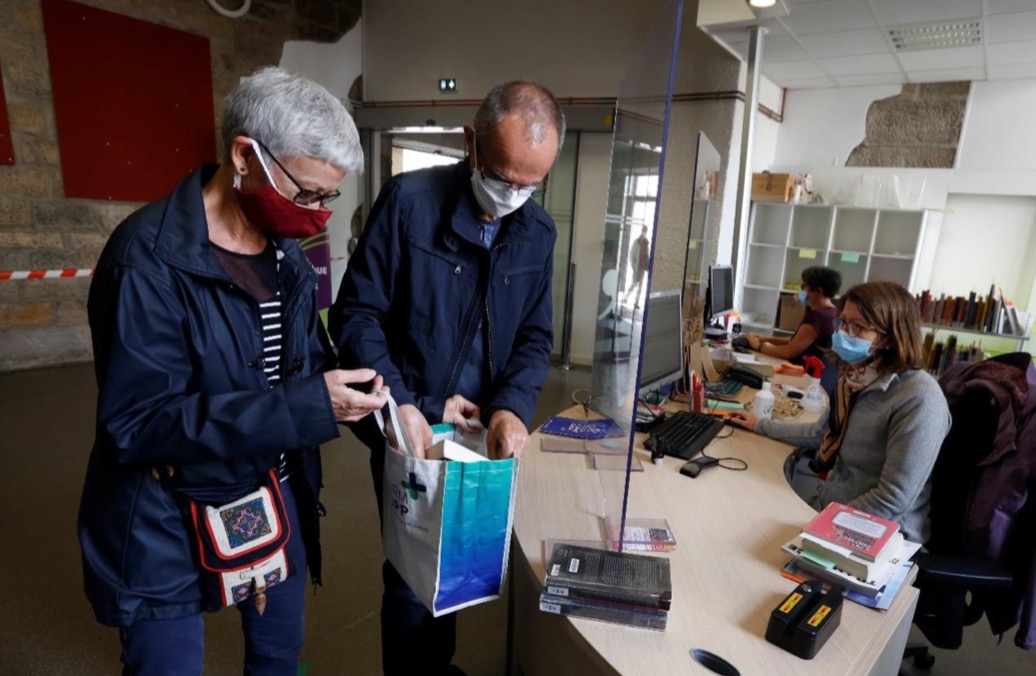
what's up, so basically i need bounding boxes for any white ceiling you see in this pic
[705,0,1036,89]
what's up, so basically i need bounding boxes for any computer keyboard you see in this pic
[642,410,726,460]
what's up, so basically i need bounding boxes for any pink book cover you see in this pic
[802,503,900,561]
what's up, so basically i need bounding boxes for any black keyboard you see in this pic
[643,410,725,460]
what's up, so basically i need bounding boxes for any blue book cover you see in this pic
[539,416,624,440]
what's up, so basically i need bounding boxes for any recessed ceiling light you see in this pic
[749,0,777,7]
[888,20,982,52]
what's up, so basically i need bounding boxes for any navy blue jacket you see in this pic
[79,165,340,627]
[330,162,555,430]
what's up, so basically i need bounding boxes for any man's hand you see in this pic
[746,334,762,351]
[443,394,481,433]
[486,409,528,459]
[324,369,388,422]
[396,403,433,459]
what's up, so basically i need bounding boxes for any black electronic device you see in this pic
[731,334,752,351]
[726,363,764,390]
[642,410,724,460]
[679,456,720,478]
[703,265,734,337]
[765,580,844,660]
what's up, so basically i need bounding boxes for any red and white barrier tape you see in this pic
[0,268,94,280]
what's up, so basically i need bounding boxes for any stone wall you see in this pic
[846,82,970,169]
[0,0,359,371]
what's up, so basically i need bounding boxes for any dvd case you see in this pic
[544,542,673,610]
[539,593,668,631]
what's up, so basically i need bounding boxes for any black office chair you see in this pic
[901,355,1031,671]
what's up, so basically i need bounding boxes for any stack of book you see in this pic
[538,542,672,631]
[780,503,920,610]
[921,332,984,377]
[916,285,1028,336]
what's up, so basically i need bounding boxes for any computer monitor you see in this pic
[638,290,684,396]
[709,265,734,316]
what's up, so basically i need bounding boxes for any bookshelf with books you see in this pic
[740,203,930,334]
[917,286,1033,360]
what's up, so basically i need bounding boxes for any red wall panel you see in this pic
[42,0,217,201]
[0,59,14,165]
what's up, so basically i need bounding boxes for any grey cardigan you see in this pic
[756,369,951,543]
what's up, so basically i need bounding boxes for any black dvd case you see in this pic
[544,543,673,611]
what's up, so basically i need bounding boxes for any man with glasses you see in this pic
[330,81,565,675]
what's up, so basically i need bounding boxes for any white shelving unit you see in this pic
[739,203,931,333]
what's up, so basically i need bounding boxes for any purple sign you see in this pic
[300,232,332,310]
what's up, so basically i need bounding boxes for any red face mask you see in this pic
[235,143,332,240]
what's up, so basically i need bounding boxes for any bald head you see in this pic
[473,81,566,156]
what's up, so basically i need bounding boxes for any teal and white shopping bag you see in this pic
[375,393,519,617]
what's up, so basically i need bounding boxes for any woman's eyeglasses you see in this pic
[254,139,340,206]
[834,317,883,338]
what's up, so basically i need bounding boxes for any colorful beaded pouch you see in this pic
[187,469,293,614]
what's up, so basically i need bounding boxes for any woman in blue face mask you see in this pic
[729,282,951,545]
[745,266,841,367]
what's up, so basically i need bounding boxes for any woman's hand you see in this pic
[728,410,759,432]
[324,369,388,422]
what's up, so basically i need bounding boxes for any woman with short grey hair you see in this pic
[78,66,386,674]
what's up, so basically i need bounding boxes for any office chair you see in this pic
[901,355,1032,671]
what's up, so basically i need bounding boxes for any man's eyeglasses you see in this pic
[834,317,883,338]
[474,138,542,197]
[254,139,340,207]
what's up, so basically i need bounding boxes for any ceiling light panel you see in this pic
[888,19,982,52]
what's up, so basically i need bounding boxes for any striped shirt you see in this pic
[211,241,291,479]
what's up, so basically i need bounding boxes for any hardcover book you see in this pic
[801,503,899,563]
[799,532,905,581]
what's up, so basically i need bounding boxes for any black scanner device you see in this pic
[679,456,720,478]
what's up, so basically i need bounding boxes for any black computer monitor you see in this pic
[709,265,734,316]
[638,290,684,396]
[703,265,734,339]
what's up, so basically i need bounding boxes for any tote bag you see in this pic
[376,393,519,617]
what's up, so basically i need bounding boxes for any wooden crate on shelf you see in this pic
[751,172,795,202]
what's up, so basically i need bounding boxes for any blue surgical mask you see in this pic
[832,330,874,364]
[797,290,808,305]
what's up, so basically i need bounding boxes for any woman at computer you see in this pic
[745,265,841,364]
[728,281,951,544]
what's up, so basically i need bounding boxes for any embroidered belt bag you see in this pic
[184,469,294,614]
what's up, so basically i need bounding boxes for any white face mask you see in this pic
[469,136,535,220]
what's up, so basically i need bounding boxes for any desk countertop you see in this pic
[510,397,917,675]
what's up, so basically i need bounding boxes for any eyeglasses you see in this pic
[473,137,542,197]
[834,317,883,338]
[254,139,340,206]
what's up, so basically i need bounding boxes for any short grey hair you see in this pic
[221,66,363,174]
[472,81,566,156]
